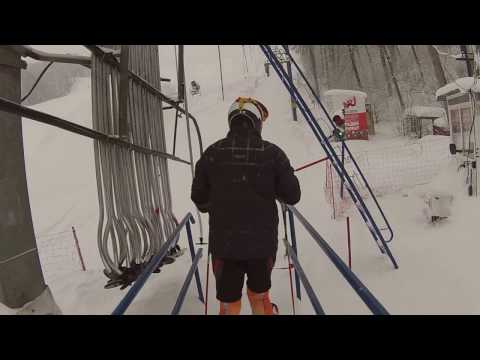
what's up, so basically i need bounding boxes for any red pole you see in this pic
[346,217,352,269]
[330,162,336,220]
[72,226,86,271]
[325,160,328,185]
[295,157,329,172]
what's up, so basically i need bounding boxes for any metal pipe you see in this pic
[171,248,203,315]
[287,205,389,315]
[112,213,194,315]
[179,46,204,243]
[186,220,204,303]
[294,157,328,172]
[283,238,324,315]
[0,95,190,165]
[287,207,301,300]
[6,45,91,67]
[217,45,225,101]
[85,45,204,155]
[264,46,397,268]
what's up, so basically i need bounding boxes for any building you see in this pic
[402,106,447,139]
[436,77,480,156]
[436,77,480,196]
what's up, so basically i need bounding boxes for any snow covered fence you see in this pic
[325,136,451,217]
[36,228,85,282]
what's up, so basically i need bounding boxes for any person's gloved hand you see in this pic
[196,202,210,213]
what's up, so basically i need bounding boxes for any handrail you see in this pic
[112,213,202,315]
[283,238,325,315]
[283,45,394,243]
[286,207,301,300]
[0,96,190,165]
[171,248,203,315]
[287,205,389,315]
[261,45,398,269]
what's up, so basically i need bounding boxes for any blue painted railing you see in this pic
[112,213,204,315]
[283,237,325,315]
[282,45,395,245]
[286,205,389,315]
[171,247,203,315]
[261,45,398,269]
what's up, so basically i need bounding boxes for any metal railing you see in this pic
[261,45,398,269]
[285,205,389,315]
[0,96,190,165]
[112,213,204,315]
[283,237,324,315]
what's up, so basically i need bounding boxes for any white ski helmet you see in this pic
[228,97,269,132]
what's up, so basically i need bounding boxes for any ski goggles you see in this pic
[228,97,269,125]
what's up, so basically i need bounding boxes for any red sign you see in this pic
[343,96,357,109]
[344,112,368,140]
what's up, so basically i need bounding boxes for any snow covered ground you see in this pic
[3,45,480,315]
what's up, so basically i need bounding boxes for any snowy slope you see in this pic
[4,45,480,315]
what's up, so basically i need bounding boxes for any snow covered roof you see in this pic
[404,106,446,119]
[324,89,367,98]
[436,77,480,100]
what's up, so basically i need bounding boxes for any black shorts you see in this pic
[212,256,275,303]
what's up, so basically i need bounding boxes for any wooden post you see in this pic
[72,226,86,271]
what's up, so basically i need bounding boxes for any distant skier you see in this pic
[330,111,346,141]
[191,80,201,95]
[191,97,301,315]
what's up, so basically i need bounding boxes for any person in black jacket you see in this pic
[191,97,301,315]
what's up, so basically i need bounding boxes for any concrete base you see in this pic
[16,286,62,315]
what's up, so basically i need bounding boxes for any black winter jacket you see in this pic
[191,124,301,260]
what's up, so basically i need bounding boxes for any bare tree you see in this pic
[378,45,393,96]
[410,45,425,85]
[308,46,321,95]
[380,45,405,110]
[349,45,362,88]
[365,45,373,66]
[427,45,447,88]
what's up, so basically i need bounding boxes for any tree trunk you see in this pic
[410,45,425,85]
[364,45,378,88]
[308,46,321,96]
[380,45,405,110]
[387,45,397,69]
[365,45,373,66]
[348,45,362,89]
[428,45,447,88]
[378,45,392,96]
[322,46,329,88]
